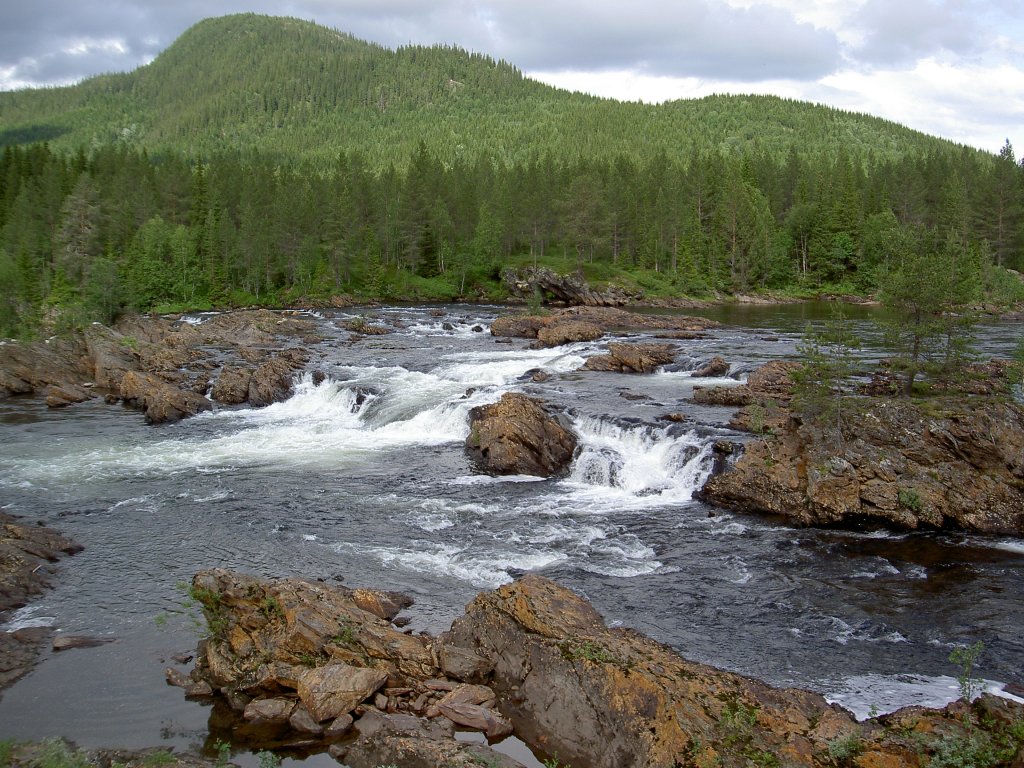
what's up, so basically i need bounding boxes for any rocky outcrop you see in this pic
[490,306,717,347]
[693,360,799,407]
[583,342,677,373]
[466,393,577,477]
[502,266,638,306]
[177,570,1024,768]
[442,575,1024,768]
[535,320,603,347]
[119,371,213,424]
[701,396,1024,534]
[0,310,319,422]
[697,360,1024,534]
[1,513,82,690]
[176,569,522,766]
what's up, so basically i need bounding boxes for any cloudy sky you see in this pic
[1,0,1022,153]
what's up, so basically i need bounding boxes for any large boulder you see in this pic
[583,342,677,373]
[466,393,577,477]
[297,664,388,722]
[210,365,252,405]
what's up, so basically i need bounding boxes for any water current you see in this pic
[1,303,1021,756]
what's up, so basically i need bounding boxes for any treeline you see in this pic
[1,138,1023,337]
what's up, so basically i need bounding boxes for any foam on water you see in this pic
[560,417,714,509]
[330,540,567,589]
[824,674,1021,720]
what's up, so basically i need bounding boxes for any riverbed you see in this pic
[1,303,1021,754]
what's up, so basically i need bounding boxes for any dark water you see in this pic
[0,303,1021,754]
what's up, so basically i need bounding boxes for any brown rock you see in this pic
[692,355,730,378]
[323,713,354,738]
[351,589,413,621]
[700,396,1024,534]
[289,706,324,735]
[297,664,388,722]
[692,385,752,406]
[535,321,604,347]
[45,384,94,408]
[248,356,300,407]
[52,635,115,651]
[466,393,577,477]
[243,697,295,724]
[211,365,252,405]
[119,371,213,424]
[438,702,513,739]
[583,342,677,374]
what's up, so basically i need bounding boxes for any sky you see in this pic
[1,0,1022,153]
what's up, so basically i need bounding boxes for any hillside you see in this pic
[0,14,968,167]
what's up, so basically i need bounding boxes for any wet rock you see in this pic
[0,335,89,398]
[44,383,94,408]
[210,365,252,405]
[535,320,603,347]
[466,393,577,477]
[1,512,81,692]
[692,355,730,378]
[692,384,752,406]
[165,667,191,688]
[700,387,1024,534]
[248,356,302,407]
[583,342,677,373]
[351,589,413,622]
[438,702,513,739]
[243,697,295,724]
[119,371,213,424]
[52,635,115,651]
[289,706,324,735]
[84,324,140,391]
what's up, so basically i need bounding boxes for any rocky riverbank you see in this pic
[0,513,82,692]
[0,310,321,423]
[168,569,1024,768]
[696,361,1024,535]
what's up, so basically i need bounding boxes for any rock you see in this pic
[502,266,636,307]
[296,663,389,722]
[466,393,577,477]
[535,320,603,347]
[351,589,413,622]
[84,323,140,391]
[583,342,677,374]
[44,384,94,408]
[323,712,353,738]
[692,355,730,378]
[489,315,550,339]
[288,706,323,735]
[119,371,214,424]
[52,635,115,651]
[700,394,1024,534]
[692,385,752,406]
[438,702,513,739]
[184,680,213,698]
[210,365,252,405]
[335,709,521,768]
[243,697,295,724]
[248,356,301,407]
[165,668,191,688]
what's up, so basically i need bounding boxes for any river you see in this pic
[1,303,1021,757]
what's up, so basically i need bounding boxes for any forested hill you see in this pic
[2,14,1022,339]
[0,14,969,167]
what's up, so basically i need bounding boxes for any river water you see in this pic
[1,303,1021,754]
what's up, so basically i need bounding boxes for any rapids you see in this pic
[0,303,1021,752]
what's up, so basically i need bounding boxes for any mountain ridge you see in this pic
[0,13,979,167]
